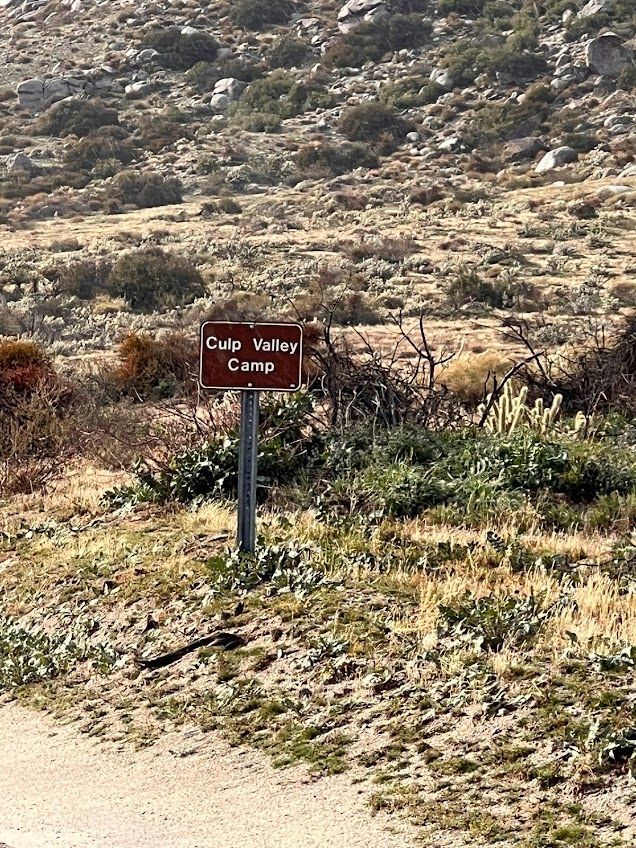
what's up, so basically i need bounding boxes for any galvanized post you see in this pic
[237,390,259,554]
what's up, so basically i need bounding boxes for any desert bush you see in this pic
[186,57,264,92]
[338,101,412,151]
[135,111,194,153]
[48,257,112,300]
[385,13,433,49]
[231,0,293,30]
[141,26,219,70]
[267,35,309,68]
[106,394,316,507]
[409,184,445,206]
[380,76,445,109]
[442,352,513,405]
[438,0,484,13]
[524,316,636,417]
[106,248,206,312]
[109,332,199,399]
[203,292,272,322]
[233,72,334,123]
[296,141,379,176]
[0,340,57,403]
[295,291,382,325]
[234,112,282,133]
[199,197,243,216]
[446,264,507,309]
[0,344,77,495]
[111,170,183,209]
[463,97,549,148]
[617,64,636,92]
[438,593,548,652]
[64,126,136,171]
[0,616,116,686]
[478,42,548,81]
[34,99,119,138]
[324,16,432,69]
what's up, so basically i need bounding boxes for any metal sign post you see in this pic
[198,320,304,556]
[237,390,259,554]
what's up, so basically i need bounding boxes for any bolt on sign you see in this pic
[199,321,303,392]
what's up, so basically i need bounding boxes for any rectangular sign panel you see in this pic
[199,321,304,391]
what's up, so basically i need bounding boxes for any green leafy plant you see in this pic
[0,616,117,688]
[438,592,549,652]
[207,542,326,597]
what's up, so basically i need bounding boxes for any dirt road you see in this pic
[0,703,414,848]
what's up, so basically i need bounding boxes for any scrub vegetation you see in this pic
[1,0,635,841]
[2,317,636,846]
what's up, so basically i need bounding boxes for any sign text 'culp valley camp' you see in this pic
[199,321,304,391]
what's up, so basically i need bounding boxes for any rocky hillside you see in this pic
[0,0,634,364]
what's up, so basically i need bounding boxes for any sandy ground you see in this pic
[0,703,415,848]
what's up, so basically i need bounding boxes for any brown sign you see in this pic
[199,321,304,391]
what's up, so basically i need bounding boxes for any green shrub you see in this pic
[49,258,111,300]
[141,26,219,70]
[380,76,445,109]
[106,248,205,312]
[438,0,484,14]
[232,72,334,126]
[34,99,119,138]
[338,101,411,149]
[617,64,636,92]
[135,111,193,153]
[438,593,548,652]
[462,95,551,148]
[105,394,316,506]
[385,13,433,49]
[231,0,293,30]
[324,16,432,69]
[186,57,264,92]
[0,616,116,687]
[477,44,548,81]
[296,141,379,175]
[447,264,506,309]
[357,462,450,517]
[267,35,309,68]
[111,170,183,209]
[234,111,283,133]
[64,126,136,171]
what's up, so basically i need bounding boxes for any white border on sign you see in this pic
[198,320,304,392]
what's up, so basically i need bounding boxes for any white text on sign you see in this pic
[205,337,300,355]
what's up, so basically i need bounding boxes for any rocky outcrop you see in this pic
[5,152,39,175]
[586,33,632,78]
[337,0,388,33]
[210,78,246,112]
[535,146,578,174]
[16,72,114,112]
[503,137,545,163]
